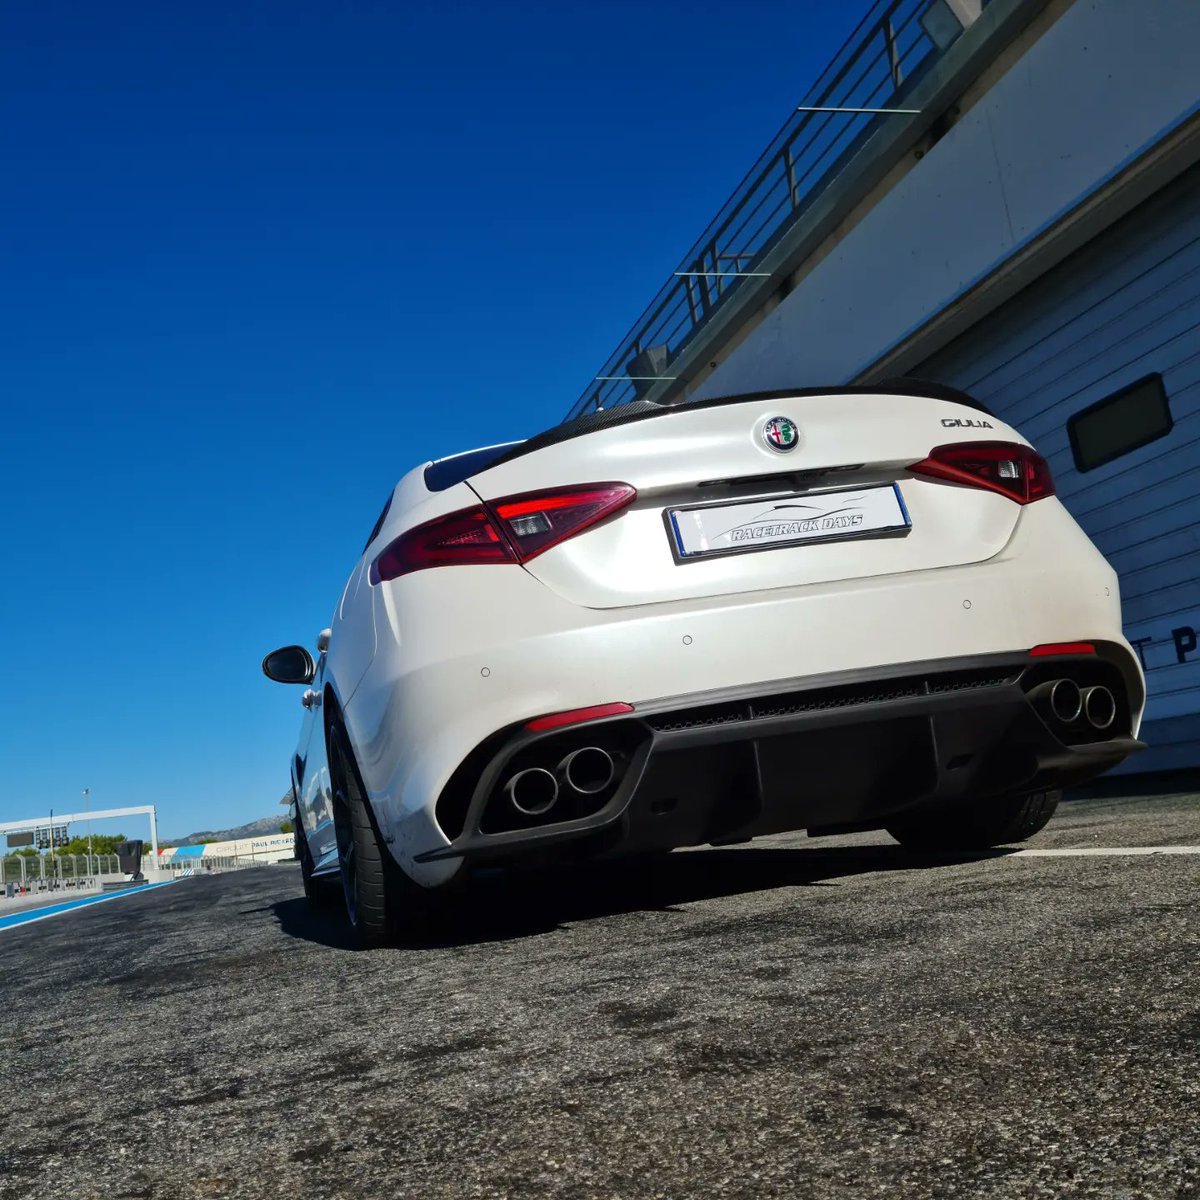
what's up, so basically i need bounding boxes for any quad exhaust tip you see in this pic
[558,746,615,796]
[505,747,617,818]
[505,767,559,817]
[1029,678,1083,725]
[1082,685,1116,731]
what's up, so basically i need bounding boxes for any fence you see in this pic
[1,854,122,888]
[0,852,288,893]
[156,854,284,875]
[565,0,973,420]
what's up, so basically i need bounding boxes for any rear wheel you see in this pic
[329,723,454,947]
[886,790,1060,852]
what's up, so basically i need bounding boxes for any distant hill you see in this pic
[167,792,293,846]
[171,813,289,846]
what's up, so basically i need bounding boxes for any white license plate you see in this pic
[666,484,911,560]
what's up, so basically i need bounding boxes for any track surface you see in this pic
[1,792,1198,1199]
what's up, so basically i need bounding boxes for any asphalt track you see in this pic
[1,791,1197,1200]
[0,882,175,930]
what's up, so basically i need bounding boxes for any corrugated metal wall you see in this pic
[917,161,1200,770]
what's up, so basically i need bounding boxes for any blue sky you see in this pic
[0,1,857,839]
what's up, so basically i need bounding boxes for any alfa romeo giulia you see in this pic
[263,383,1144,945]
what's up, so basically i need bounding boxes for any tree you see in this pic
[59,833,127,856]
[280,820,294,834]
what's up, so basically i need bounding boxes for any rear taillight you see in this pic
[491,483,636,560]
[370,508,514,582]
[908,442,1055,504]
[370,483,635,582]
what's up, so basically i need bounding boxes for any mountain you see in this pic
[170,814,289,846]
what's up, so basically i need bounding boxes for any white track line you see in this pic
[1012,845,1200,857]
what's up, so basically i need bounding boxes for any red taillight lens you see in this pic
[1030,642,1096,657]
[490,483,636,561]
[908,442,1055,504]
[370,483,636,582]
[370,508,514,582]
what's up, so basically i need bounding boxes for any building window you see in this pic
[1067,373,1174,473]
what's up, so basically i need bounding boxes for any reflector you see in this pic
[526,702,635,731]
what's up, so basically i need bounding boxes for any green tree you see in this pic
[280,820,295,834]
[60,833,127,856]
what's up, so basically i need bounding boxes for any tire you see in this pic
[329,722,447,948]
[886,789,1060,852]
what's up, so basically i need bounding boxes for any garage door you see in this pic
[916,161,1200,770]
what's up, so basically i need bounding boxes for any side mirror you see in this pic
[262,645,316,684]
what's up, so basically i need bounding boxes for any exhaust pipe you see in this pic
[557,746,616,796]
[505,768,559,817]
[1082,685,1116,731]
[1028,678,1083,725]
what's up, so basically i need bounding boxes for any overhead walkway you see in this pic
[565,0,1033,419]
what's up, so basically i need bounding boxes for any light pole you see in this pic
[83,787,93,875]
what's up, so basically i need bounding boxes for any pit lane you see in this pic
[1,790,1197,1199]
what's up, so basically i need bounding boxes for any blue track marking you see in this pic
[0,880,177,932]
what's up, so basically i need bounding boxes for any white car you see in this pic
[264,383,1145,945]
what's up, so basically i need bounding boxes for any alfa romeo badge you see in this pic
[762,416,799,452]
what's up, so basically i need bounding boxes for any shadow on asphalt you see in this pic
[271,842,1005,951]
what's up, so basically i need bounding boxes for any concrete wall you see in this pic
[158,833,294,864]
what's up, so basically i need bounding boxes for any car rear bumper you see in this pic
[339,503,1145,884]
[414,646,1143,867]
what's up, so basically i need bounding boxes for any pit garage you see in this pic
[911,162,1200,770]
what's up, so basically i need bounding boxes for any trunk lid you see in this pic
[467,392,1026,609]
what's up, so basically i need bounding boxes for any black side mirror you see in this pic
[262,645,316,684]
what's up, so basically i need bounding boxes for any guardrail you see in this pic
[1,854,121,888]
[0,851,293,901]
[565,0,969,420]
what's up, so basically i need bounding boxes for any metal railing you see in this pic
[1,854,121,888]
[157,853,289,875]
[0,852,290,893]
[565,0,965,421]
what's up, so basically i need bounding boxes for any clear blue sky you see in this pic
[0,1,857,839]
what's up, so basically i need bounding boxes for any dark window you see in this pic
[1067,373,1173,473]
[363,494,393,552]
[423,443,521,492]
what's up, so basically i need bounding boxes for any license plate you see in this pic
[666,483,911,561]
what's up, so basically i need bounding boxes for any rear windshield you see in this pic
[424,443,522,492]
